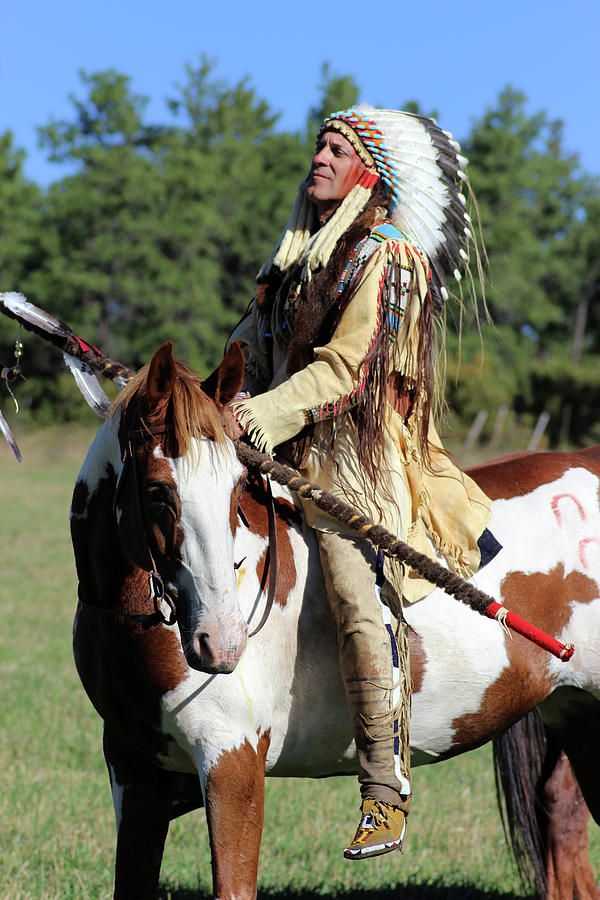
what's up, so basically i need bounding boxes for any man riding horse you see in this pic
[226,105,500,860]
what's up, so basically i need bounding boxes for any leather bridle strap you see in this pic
[77,585,175,630]
[247,477,278,638]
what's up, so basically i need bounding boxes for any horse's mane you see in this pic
[110,359,226,457]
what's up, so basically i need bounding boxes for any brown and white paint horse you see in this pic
[71,343,600,900]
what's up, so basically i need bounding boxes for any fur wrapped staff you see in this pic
[0,292,133,418]
[0,292,575,662]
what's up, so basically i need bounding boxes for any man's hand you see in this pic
[223,403,247,441]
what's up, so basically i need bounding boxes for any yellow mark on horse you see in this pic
[236,667,255,733]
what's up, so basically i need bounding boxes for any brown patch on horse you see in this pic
[448,658,555,752]
[240,474,301,609]
[115,441,185,576]
[468,450,600,502]
[73,465,188,765]
[205,730,271,899]
[501,565,598,636]
[407,626,426,695]
[447,566,598,752]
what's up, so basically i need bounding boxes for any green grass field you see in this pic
[0,427,598,900]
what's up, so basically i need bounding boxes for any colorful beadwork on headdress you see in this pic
[321,104,475,306]
[321,109,401,211]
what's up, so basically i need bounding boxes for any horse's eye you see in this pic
[147,483,170,503]
[234,557,246,571]
[147,483,176,520]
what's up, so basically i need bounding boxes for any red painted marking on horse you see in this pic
[578,537,600,572]
[551,493,586,528]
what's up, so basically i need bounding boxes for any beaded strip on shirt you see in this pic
[280,281,303,336]
[303,239,414,426]
[254,280,303,351]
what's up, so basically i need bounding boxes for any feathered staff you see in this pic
[0,292,136,459]
[0,291,575,663]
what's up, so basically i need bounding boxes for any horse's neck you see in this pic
[77,417,123,488]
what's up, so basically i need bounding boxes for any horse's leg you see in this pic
[541,688,600,826]
[493,711,599,899]
[543,747,599,900]
[104,725,175,900]
[203,733,270,900]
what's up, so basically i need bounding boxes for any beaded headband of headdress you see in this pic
[259,104,477,304]
[320,104,475,304]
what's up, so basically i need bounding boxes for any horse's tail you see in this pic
[493,709,548,898]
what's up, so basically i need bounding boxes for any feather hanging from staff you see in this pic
[62,353,112,417]
[0,408,22,462]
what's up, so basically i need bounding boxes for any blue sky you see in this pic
[3,0,598,186]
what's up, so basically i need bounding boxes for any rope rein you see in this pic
[237,443,494,613]
[235,442,575,662]
[0,296,573,658]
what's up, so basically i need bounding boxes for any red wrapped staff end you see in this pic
[485,601,575,663]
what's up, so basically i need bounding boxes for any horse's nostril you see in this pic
[195,632,215,659]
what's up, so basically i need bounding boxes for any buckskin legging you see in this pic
[318,529,412,813]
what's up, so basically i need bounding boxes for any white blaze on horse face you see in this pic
[163,438,248,673]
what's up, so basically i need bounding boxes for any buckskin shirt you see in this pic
[229,221,491,604]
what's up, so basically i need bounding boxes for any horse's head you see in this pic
[113,341,249,675]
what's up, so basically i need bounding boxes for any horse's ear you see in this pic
[147,342,177,407]
[202,342,245,405]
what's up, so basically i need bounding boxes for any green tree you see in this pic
[161,59,308,367]
[25,63,309,406]
[35,70,167,368]
[0,132,46,416]
[0,132,43,292]
[306,63,360,137]
[445,86,600,445]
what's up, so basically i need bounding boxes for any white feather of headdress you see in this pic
[347,104,472,304]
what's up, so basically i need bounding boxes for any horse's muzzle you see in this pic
[187,621,248,674]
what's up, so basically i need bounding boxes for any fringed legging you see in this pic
[318,529,412,813]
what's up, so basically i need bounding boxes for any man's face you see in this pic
[306,130,367,222]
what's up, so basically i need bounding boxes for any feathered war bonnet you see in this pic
[259,103,479,310]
